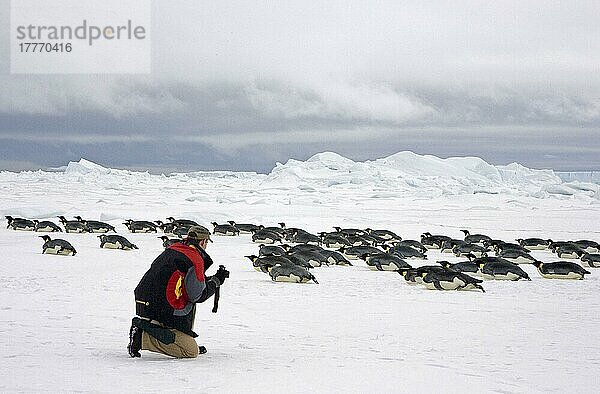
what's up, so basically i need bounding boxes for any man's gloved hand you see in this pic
[214,265,230,285]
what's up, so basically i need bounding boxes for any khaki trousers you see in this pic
[142,328,199,359]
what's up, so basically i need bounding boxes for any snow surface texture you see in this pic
[1,153,599,393]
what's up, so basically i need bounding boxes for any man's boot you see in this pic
[128,318,142,358]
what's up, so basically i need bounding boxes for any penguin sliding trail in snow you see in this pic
[39,235,76,256]
[532,261,590,280]
[98,235,138,250]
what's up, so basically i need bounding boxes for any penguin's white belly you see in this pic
[424,278,463,290]
[539,271,583,280]
[482,272,521,280]
[525,245,547,250]
[558,252,579,259]
[274,274,305,283]
[505,256,533,264]
[307,259,322,267]
[43,246,61,254]
[90,228,110,233]
[254,238,275,244]
[36,226,55,232]
[102,242,121,249]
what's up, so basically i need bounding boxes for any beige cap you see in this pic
[187,225,213,242]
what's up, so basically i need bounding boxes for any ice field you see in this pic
[1,152,599,393]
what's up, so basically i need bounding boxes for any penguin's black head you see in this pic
[532,260,542,268]
[278,222,286,228]
[244,255,258,262]
[460,229,469,235]
[227,220,235,226]
[39,235,51,242]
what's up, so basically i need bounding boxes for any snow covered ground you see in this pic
[1,152,599,393]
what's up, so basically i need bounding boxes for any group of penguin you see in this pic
[6,215,599,291]
[4,215,176,256]
[231,222,598,291]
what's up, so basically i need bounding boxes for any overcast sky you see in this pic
[1,0,599,172]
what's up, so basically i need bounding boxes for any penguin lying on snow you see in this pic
[98,235,138,250]
[452,243,488,258]
[74,216,116,233]
[6,216,35,231]
[363,252,411,271]
[341,245,383,260]
[477,260,531,281]
[320,233,351,248]
[33,220,62,232]
[497,249,536,264]
[320,250,352,266]
[394,240,427,254]
[365,228,401,242]
[158,236,182,248]
[123,220,157,233]
[58,216,88,233]
[227,221,261,234]
[572,240,600,254]
[461,230,492,245]
[398,266,446,285]
[532,261,590,279]
[436,260,480,276]
[211,222,240,236]
[333,227,365,237]
[581,253,600,268]
[39,235,76,256]
[421,270,485,292]
[252,229,283,244]
[555,245,585,259]
[166,217,199,227]
[269,264,319,284]
[246,255,297,272]
[440,239,468,253]
[259,244,288,257]
[420,233,452,249]
[286,249,328,267]
[516,238,552,250]
[288,230,322,245]
[385,244,427,260]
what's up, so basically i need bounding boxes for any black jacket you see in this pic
[134,243,218,337]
